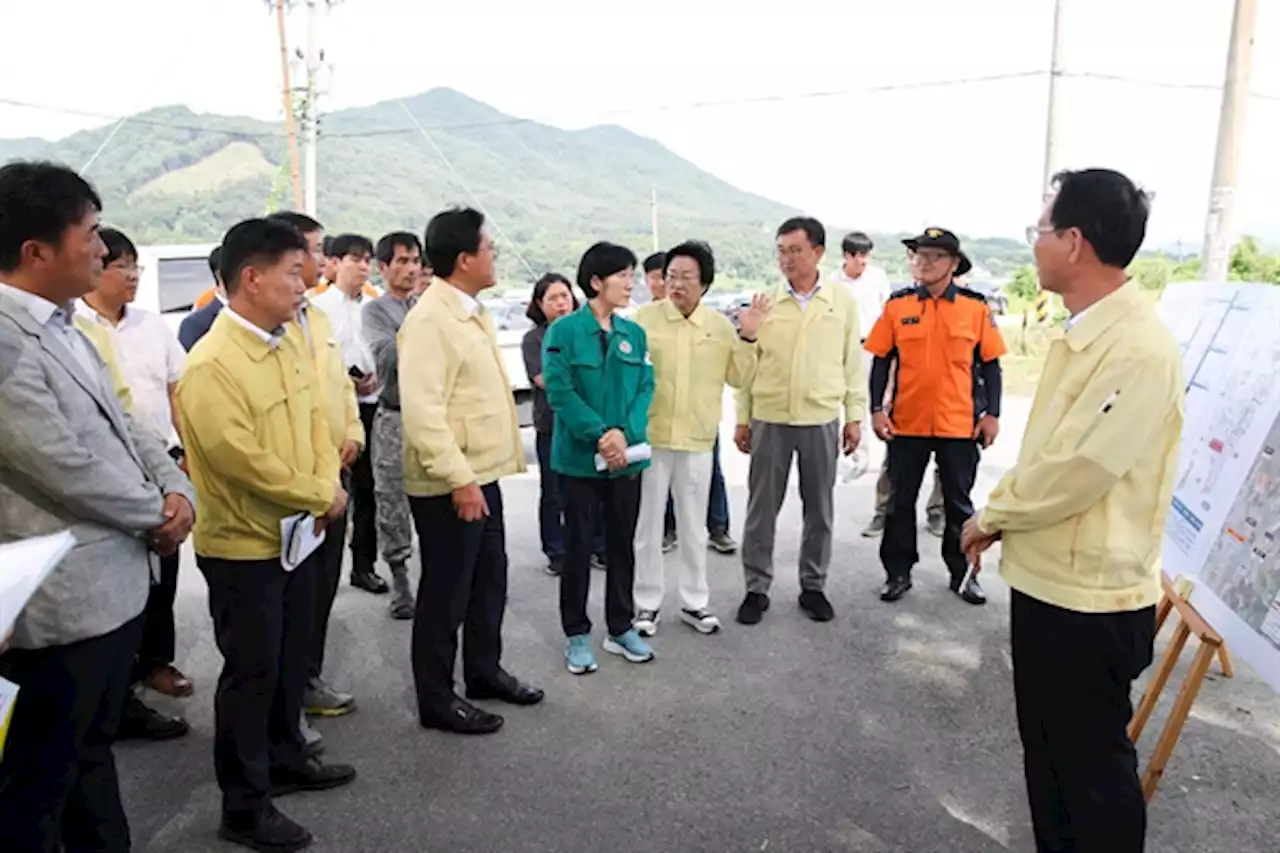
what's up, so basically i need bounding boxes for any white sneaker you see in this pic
[680,608,721,634]
[634,609,660,637]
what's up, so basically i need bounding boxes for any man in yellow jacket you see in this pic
[267,211,364,726]
[178,218,356,852]
[963,169,1183,853]
[399,207,541,736]
[734,216,866,626]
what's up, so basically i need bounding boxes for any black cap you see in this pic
[903,227,972,277]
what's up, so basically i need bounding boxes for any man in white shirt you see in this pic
[833,232,944,538]
[76,226,194,742]
[309,234,388,594]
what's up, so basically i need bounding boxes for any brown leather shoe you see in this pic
[143,664,194,698]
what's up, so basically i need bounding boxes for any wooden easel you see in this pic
[1127,577,1232,802]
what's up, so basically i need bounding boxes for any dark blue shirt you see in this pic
[178,299,223,351]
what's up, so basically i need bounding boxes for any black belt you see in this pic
[380,402,401,412]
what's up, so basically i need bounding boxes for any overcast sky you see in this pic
[3,0,1277,247]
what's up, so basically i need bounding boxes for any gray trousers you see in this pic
[371,407,414,568]
[742,418,839,595]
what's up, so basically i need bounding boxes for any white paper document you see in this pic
[280,513,326,572]
[0,530,76,638]
[594,442,652,472]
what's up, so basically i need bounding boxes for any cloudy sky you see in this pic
[3,0,1277,247]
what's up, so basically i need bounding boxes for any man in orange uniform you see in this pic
[864,228,1006,605]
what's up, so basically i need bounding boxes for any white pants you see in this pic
[634,448,713,613]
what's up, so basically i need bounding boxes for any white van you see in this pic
[132,242,219,336]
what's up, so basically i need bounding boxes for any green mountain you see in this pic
[0,88,1031,285]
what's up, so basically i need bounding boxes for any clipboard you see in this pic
[280,513,326,571]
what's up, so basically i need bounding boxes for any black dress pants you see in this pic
[880,435,980,583]
[350,402,379,577]
[408,482,507,716]
[1012,590,1155,853]
[198,552,316,813]
[310,471,350,681]
[560,474,641,638]
[133,551,181,680]
[0,614,144,853]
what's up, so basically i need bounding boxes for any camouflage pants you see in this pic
[372,407,414,568]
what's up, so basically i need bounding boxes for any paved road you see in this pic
[118,396,1280,852]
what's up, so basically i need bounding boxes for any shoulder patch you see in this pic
[886,287,916,303]
[955,286,987,303]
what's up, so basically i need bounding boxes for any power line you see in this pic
[2,69,1275,143]
[395,99,538,279]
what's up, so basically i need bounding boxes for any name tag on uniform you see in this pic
[901,316,921,326]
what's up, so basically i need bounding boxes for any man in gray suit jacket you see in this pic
[0,161,196,853]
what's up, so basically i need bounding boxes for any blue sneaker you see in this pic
[565,634,597,675]
[603,628,655,664]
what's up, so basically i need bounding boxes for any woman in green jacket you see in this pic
[543,242,655,675]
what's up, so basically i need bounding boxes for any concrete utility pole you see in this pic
[301,0,327,217]
[1201,0,1257,283]
[1039,0,1066,205]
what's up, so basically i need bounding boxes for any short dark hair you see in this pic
[776,216,825,249]
[577,242,637,299]
[642,252,666,274]
[208,245,223,281]
[329,233,373,260]
[99,228,138,267]
[375,231,423,265]
[841,231,874,256]
[267,210,324,237]
[0,161,103,272]
[218,218,309,296]
[526,272,577,325]
[322,235,335,258]
[424,207,485,279]
[1048,169,1150,268]
[663,240,715,291]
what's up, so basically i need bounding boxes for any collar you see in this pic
[423,278,482,320]
[223,307,287,356]
[446,283,479,317]
[660,298,708,326]
[0,281,65,328]
[75,299,140,329]
[915,282,958,302]
[1062,283,1142,352]
[782,276,830,304]
[334,283,367,303]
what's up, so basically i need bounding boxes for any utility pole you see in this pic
[302,0,322,217]
[273,0,304,210]
[1201,0,1257,283]
[1038,0,1067,316]
[650,184,659,251]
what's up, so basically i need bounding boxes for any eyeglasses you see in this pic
[107,262,145,277]
[663,273,700,285]
[909,250,950,266]
[1026,225,1055,246]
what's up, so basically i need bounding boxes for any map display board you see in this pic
[1156,281,1280,691]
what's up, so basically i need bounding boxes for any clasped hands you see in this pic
[149,494,195,556]
[598,428,628,471]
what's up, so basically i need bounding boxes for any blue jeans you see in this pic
[664,434,729,535]
[537,431,606,559]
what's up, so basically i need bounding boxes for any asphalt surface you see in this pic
[117,396,1280,853]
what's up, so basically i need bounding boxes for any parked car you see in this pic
[965,280,1008,315]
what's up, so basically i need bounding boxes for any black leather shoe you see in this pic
[466,672,545,706]
[735,592,770,625]
[879,577,913,602]
[420,698,504,735]
[220,804,312,853]
[951,576,987,606]
[116,694,190,742]
[270,756,357,797]
[350,571,389,594]
[798,590,835,622]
